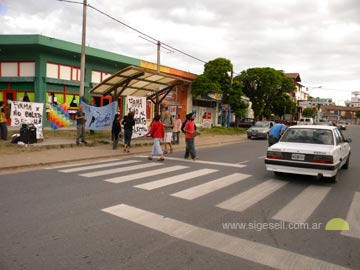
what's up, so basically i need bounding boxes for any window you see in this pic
[334,129,344,145]
[91,70,112,83]
[46,62,80,81]
[20,62,35,76]
[0,62,35,77]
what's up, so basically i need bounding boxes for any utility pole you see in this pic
[79,0,87,99]
[157,41,160,74]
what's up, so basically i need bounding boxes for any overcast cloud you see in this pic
[1,0,360,104]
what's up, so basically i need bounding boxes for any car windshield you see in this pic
[281,128,334,145]
[254,121,269,127]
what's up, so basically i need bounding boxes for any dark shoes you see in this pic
[158,158,165,161]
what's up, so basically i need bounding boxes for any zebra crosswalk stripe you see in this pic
[104,165,188,184]
[58,160,140,173]
[171,173,251,200]
[341,192,360,239]
[216,179,288,212]
[102,204,350,270]
[272,185,331,223]
[134,169,218,190]
[79,163,163,178]
[47,159,119,170]
[138,156,247,168]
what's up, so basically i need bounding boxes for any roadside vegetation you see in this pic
[0,126,246,154]
[199,126,247,135]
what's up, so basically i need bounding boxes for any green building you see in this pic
[0,34,197,127]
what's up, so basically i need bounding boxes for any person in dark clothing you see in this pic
[111,113,122,150]
[0,106,8,140]
[75,105,87,145]
[122,112,135,153]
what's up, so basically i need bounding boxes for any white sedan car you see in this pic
[265,125,351,183]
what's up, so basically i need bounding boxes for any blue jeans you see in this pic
[172,131,180,144]
[185,138,196,159]
[151,138,163,156]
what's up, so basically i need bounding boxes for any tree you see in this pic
[302,108,314,117]
[355,110,360,119]
[191,58,247,126]
[191,58,233,98]
[235,67,296,119]
[271,92,297,117]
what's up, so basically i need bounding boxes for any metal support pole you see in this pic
[157,41,160,74]
[79,0,87,98]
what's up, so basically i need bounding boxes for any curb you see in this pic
[0,135,247,172]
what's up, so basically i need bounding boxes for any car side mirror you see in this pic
[345,138,352,143]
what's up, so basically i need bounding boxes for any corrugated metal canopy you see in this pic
[89,66,191,99]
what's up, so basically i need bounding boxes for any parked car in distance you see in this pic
[337,120,347,130]
[297,117,314,125]
[237,118,256,129]
[247,121,274,139]
[314,119,331,126]
[265,125,351,183]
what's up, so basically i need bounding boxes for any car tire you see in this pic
[274,171,283,177]
[247,136,251,139]
[327,174,337,183]
[342,155,350,170]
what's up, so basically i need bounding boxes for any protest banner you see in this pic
[10,101,44,127]
[81,101,118,130]
[127,96,148,138]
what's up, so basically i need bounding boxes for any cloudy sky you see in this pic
[1,0,360,104]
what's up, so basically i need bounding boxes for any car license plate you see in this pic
[291,153,305,161]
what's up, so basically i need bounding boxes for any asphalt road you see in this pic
[1,126,359,270]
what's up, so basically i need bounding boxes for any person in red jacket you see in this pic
[145,114,165,161]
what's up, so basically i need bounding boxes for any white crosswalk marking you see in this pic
[272,185,331,223]
[79,163,163,178]
[47,159,119,170]
[104,165,188,184]
[171,173,251,200]
[58,160,139,173]
[216,179,288,212]
[102,204,350,270]
[134,169,218,190]
[139,156,247,168]
[341,192,360,239]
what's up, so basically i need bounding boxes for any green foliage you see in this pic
[191,57,247,119]
[199,126,247,135]
[272,92,297,117]
[302,107,314,117]
[235,67,296,119]
[356,110,360,118]
[191,74,221,98]
[191,58,233,98]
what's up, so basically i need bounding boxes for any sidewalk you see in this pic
[0,134,247,172]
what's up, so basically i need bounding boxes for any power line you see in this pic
[57,0,208,64]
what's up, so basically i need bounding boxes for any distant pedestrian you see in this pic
[122,112,135,153]
[162,110,173,154]
[184,112,199,160]
[0,106,8,140]
[268,120,287,146]
[75,104,87,145]
[145,115,165,161]
[172,114,182,145]
[111,113,122,150]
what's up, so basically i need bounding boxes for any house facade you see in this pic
[0,34,196,125]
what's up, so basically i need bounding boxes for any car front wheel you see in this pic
[327,173,337,183]
[342,155,350,169]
